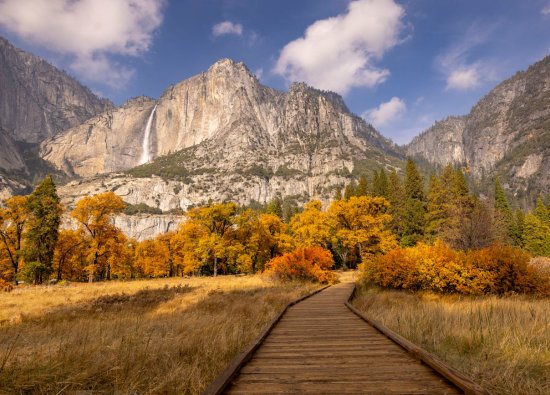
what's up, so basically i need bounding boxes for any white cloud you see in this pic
[254,68,264,80]
[446,67,481,91]
[436,23,496,91]
[363,97,406,128]
[542,4,550,15]
[212,21,243,37]
[274,0,406,95]
[0,0,165,89]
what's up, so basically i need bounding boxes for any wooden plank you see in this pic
[205,281,489,395]
[345,287,491,395]
[202,285,329,395]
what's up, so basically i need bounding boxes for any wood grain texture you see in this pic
[217,282,477,394]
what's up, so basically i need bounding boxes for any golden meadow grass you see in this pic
[353,284,550,395]
[0,276,319,394]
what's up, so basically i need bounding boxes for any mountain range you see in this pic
[0,36,548,238]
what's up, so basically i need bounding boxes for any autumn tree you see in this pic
[135,237,171,277]
[328,196,395,268]
[184,202,238,276]
[172,221,207,275]
[71,192,126,281]
[22,176,62,284]
[0,196,29,284]
[53,229,86,281]
[234,210,290,273]
[289,200,331,248]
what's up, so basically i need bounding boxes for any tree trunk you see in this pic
[213,256,218,277]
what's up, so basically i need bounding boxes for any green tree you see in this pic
[356,175,369,197]
[344,180,357,200]
[372,169,389,198]
[493,178,513,244]
[333,187,343,201]
[401,159,426,246]
[22,176,62,284]
[523,213,550,256]
[266,195,283,218]
[387,169,405,240]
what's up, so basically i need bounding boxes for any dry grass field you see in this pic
[0,276,319,394]
[353,284,550,395]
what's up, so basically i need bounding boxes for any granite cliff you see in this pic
[42,59,404,209]
[407,56,550,203]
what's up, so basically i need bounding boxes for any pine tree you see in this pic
[266,195,283,218]
[344,180,357,200]
[356,175,369,197]
[401,159,426,246]
[333,187,343,201]
[493,178,513,244]
[22,176,62,284]
[372,169,389,198]
[387,169,405,240]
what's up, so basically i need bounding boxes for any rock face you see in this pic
[406,117,466,166]
[0,127,25,171]
[406,55,550,202]
[0,36,113,144]
[40,97,156,177]
[42,59,399,179]
[43,58,403,207]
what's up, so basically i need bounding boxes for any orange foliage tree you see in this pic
[265,246,337,284]
[364,240,548,295]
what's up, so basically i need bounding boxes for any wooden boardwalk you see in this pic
[224,282,463,394]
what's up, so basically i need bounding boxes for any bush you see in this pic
[265,246,337,284]
[363,241,548,295]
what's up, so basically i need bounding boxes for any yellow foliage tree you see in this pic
[0,196,29,283]
[289,200,331,248]
[70,192,126,281]
[328,196,396,268]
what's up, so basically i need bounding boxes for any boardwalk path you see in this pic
[225,282,461,394]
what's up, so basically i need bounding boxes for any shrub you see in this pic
[265,246,337,284]
[363,241,548,295]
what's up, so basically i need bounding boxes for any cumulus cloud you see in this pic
[436,23,496,91]
[212,21,243,37]
[274,0,406,95]
[0,0,165,89]
[363,97,406,128]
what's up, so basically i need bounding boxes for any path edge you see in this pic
[203,284,331,395]
[345,284,492,395]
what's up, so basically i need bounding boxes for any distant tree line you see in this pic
[0,159,548,288]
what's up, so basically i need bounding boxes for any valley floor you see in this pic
[0,276,318,394]
[352,285,550,395]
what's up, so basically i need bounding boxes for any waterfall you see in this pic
[139,104,157,165]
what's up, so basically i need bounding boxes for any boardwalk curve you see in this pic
[208,282,487,394]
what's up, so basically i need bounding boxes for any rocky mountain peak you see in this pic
[406,55,550,205]
[0,35,113,144]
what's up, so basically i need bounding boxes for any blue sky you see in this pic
[0,0,549,144]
